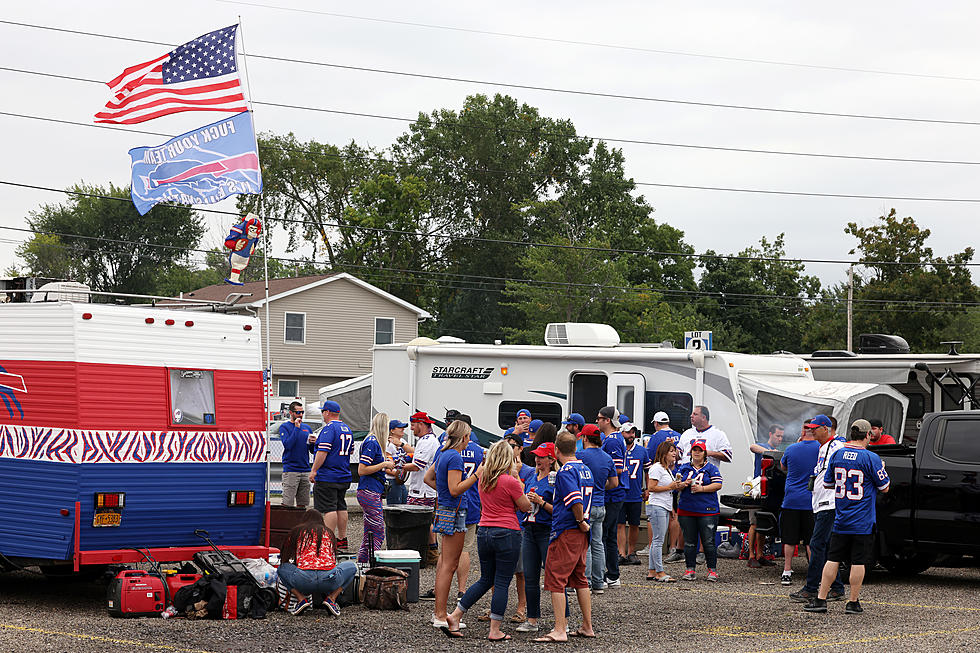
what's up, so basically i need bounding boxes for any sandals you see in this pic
[568,630,596,638]
[646,574,675,582]
[510,611,527,623]
[488,634,513,642]
[440,626,464,639]
[533,634,566,643]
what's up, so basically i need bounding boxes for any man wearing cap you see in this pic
[385,419,413,505]
[513,408,532,443]
[868,418,896,445]
[618,422,650,565]
[679,405,733,465]
[597,405,628,587]
[576,424,617,593]
[280,400,315,508]
[403,411,441,564]
[309,400,354,551]
[561,413,585,450]
[777,416,823,586]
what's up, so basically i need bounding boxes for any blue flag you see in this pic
[129,111,262,215]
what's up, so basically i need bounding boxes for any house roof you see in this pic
[184,272,432,318]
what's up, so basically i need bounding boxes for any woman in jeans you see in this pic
[277,509,358,616]
[442,440,532,641]
[517,441,560,633]
[646,440,680,581]
[675,439,724,582]
[357,412,396,563]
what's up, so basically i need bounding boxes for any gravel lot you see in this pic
[2,512,978,653]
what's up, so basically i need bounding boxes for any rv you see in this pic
[0,302,275,573]
[363,323,908,495]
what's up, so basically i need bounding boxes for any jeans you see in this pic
[386,481,407,505]
[522,524,550,620]
[602,500,623,581]
[277,561,357,596]
[459,526,521,621]
[805,510,845,594]
[679,514,719,570]
[586,504,606,589]
[646,505,670,573]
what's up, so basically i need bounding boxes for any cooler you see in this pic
[373,549,421,603]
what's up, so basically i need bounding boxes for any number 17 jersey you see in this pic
[315,419,354,483]
[823,444,889,534]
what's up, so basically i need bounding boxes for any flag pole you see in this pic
[237,15,272,508]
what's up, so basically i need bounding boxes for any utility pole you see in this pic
[847,265,854,352]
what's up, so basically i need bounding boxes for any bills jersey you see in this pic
[461,442,485,525]
[550,459,594,540]
[624,443,651,502]
[601,432,628,503]
[823,444,890,535]
[315,420,354,483]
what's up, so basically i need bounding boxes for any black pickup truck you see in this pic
[722,410,980,575]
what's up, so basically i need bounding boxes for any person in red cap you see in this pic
[576,423,617,593]
[402,411,440,565]
[517,441,560,633]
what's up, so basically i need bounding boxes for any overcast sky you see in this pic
[2,0,979,288]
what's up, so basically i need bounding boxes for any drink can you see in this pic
[548,471,557,486]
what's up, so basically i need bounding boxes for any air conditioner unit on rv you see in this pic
[544,323,620,347]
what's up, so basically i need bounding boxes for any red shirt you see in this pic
[295,533,337,571]
[478,473,524,530]
[872,433,897,445]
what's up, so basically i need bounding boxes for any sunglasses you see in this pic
[292,410,304,415]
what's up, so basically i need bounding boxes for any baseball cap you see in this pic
[581,424,600,438]
[503,431,523,446]
[320,400,341,413]
[598,405,621,427]
[517,408,532,419]
[690,439,707,451]
[851,419,872,434]
[532,442,556,458]
[410,411,435,424]
[868,418,884,428]
[620,422,637,433]
[562,413,586,427]
[618,414,630,424]
[388,419,408,430]
[529,419,543,433]
[804,414,833,429]
[653,411,670,424]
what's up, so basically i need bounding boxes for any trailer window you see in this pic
[644,391,693,433]
[571,374,608,426]
[755,391,833,444]
[905,393,927,419]
[169,369,216,426]
[497,401,563,430]
[937,419,979,464]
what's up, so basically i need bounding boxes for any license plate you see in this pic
[92,509,121,527]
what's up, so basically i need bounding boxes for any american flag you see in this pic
[95,25,247,125]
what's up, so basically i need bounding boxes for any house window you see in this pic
[375,317,395,345]
[278,379,299,397]
[284,312,305,344]
[168,369,216,426]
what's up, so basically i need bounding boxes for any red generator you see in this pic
[107,570,167,617]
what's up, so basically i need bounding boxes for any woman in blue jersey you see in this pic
[357,412,396,563]
[517,441,560,633]
[676,439,723,582]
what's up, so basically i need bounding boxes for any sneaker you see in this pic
[845,600,864,614]
[803,598,828,613]
[827,590,846,602]
[781,572,792,586]
[605,578,621,588]
[747,558,762,569]
[682,569,696,581]
[706,570,719,582]
[323,598,341,616]
[759,556,776,567]
[457,591,465,599]
[696,552,705,565]
[637,547,650,555]
[420,589,436,601]
[591,587,604,595]
[626,554,642,566]
[515,621,539,633]
[432,617,467,629]
[619,555,630,565]
[789,589,815,603]
[336,538,349,552]
[288,598,311,616]
[664,550,684,563]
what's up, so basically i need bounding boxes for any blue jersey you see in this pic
[279,421,314,473]
[523,471,556,528]
[781,440,820,511]
[315,420,354,483]
[435,447,466,511]
[646,428,680,464]
[357,435,386,493]
[823,445,890,535]
[516,464,536,524]
[550,459,594,540]
[601,432,628,503]
[577,447,614,507]
[624,443,651,502]
[461,442,485,525]
[676,461,723,515]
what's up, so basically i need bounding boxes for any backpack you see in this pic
[361,566,409,610]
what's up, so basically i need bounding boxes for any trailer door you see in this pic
[609,373,645,430]
[571,373,607,424]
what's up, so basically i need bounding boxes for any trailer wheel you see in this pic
[878,552,935,576]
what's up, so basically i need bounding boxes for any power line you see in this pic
[214,0,980,84]
[3,179,978,269]
[3,19,980,127]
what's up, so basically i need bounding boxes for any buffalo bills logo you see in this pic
[146,152,260,190]
[0,364,26,420]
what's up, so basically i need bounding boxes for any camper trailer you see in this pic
[0,302,274,572]
[367,324,908,494]
[803,334,980,443]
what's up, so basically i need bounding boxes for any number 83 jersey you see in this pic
[823,444,890,535]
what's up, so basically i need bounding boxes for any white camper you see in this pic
[370,324,908,495]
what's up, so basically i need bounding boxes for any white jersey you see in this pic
[811,436,846,512]
[679,425,733,464]
[406,432,439,498]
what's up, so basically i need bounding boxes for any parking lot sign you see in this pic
[684,331,713,350]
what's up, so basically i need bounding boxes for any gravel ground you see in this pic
[2,512,979,653]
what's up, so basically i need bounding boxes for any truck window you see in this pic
[169,369,216,426]
[937,419,979,464]
[497,401,563,430]
[644,391,693,433]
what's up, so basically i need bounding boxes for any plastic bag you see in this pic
[242,558,277,588]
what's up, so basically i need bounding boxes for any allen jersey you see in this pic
[822,444,890,535]
[550,459,594,540]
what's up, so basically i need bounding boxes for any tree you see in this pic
[18,182,204,296]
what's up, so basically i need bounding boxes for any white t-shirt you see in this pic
[647,463,674,511]
[811,437,845,512]
[406,432,439,498]
[679,425,733,464]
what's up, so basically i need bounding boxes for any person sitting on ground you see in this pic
[867,418,896,445]
[676,439,724,582]
[277,509,358,616]
[646,440,681,581]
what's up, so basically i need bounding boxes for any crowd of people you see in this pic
[274,398,892,636]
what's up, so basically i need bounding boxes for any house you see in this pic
[183,272,431,400]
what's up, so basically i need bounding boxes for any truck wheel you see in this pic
[879,552,935,576]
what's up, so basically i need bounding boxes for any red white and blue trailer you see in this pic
[0,302,275,572]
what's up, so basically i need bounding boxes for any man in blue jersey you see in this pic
[805,419,890,615]
[279,401,315,508]
[597,405,628,587]
[778,418,821,586]
[309,400,354,551]
[577,423,617,593]
[619,422,651,565]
